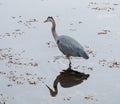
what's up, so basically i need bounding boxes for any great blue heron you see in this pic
[44,17,89,65]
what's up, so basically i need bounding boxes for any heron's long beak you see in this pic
[44,19,48,23]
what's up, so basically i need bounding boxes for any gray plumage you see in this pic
[57,35,89,59]
[44,16,89,63]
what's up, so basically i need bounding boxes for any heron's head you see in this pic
[44,16,54,23]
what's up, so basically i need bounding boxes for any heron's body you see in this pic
[57,35,88,59]
[44,17,89,64]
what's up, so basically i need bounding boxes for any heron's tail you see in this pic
[78,51,89,59]
[82,51,89,59]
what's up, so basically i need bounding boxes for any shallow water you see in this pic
[0,0,120,104]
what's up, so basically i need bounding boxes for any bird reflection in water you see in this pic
[46,64,90,97]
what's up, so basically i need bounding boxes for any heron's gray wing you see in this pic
[57,35,84,57]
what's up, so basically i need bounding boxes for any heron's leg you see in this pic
[68,58,71,67]
[66,55,72,67]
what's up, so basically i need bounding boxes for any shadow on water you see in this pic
[46,64,90,97]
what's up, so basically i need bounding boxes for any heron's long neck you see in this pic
[51,20,58,41]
